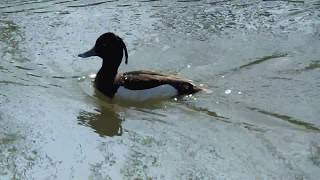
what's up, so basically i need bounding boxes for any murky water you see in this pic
[0,0,320,179]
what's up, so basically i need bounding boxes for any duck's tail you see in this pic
[193,84,212,94]
[177,82,211,95]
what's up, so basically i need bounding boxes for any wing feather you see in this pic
[115,70,202,94]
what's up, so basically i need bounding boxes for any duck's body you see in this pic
[108,70,201,101]
[78,32,202,101]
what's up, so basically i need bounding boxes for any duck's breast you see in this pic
[114,84,178,101]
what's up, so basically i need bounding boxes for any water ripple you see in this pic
[67,1,110,8]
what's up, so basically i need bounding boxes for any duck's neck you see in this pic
[94,61,120,97]
[96,64,118,83]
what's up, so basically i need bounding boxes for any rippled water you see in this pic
[0,0,320,179]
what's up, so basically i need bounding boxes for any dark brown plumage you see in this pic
[116,70,202,94]
[78,32,202,99]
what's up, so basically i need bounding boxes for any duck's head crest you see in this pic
[78,32,128,64]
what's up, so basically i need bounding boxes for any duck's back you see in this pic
[113,70,201,101]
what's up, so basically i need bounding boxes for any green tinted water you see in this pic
[0,0,319,179]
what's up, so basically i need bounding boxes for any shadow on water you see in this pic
[207,0,231,5]
[116,4,131,7]
[67,1,110,8]
[76,77,178,137]
[285,60,320,74]
[180,101,267,133]
[0,0,47,9]
[77,90,124,137]
[217,53,288,76]
[3,6,49,14]
[53,0,82,5]
[303,60,320,71]
[77,107,123,137]
[248,107,320,132]
[177,0,201,2]
[237,53,288,69]
[139,0,160,2]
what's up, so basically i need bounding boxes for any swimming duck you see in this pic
[78,32,202,101]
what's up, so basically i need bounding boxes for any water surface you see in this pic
[0,0,320,179]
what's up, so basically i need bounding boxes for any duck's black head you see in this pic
[78,32,128,65]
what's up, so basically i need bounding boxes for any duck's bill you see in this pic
[78,48,96,58]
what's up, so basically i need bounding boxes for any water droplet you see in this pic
[88,74,96,79]
[174,98,178,101]
[225,89,232,94]
[238,91,242,95]
[162,45,170,51]
[221,75,225,78]
[187,64,191,68]
[77,76,86,81]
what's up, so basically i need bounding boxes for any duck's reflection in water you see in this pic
[77,91,123,137]
[78,108,123,137]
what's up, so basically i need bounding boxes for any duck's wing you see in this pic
[120,70,167,76]
[115,70,202,94]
